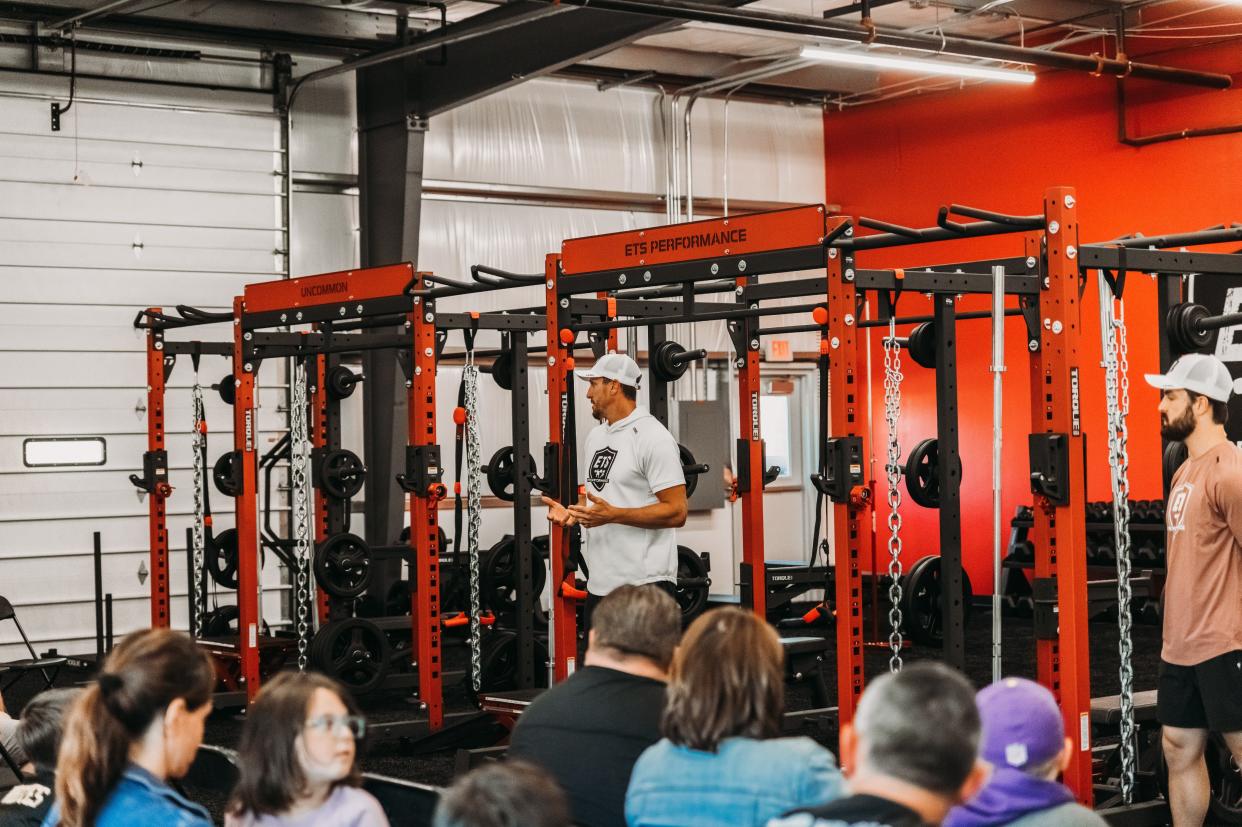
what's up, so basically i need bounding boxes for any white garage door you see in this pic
[0,83,289,661]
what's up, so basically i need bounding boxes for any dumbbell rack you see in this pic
[1003,503,1166,624]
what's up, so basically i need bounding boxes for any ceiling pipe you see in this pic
[535,0,1231,89]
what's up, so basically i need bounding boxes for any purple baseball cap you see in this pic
[976,678,1066,771]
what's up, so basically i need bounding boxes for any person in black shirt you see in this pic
[508,584,681,827]
[770,663,988,827]
[0,687,80,827]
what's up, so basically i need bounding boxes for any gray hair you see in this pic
[854,662,981,796]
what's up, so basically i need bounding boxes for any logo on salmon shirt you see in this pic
[1167,482,1194,534]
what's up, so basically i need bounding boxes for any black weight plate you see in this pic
[474,630,550,695]
[314,533,373,599]
[213,451,241,498]
[326,365,360,400]
[201,605,270,638]
[899,555,973,646]
[678,444,704,497]
[675,545,709,621]
[907,322,937,369]
[491,348,514,391]
[904,438,940,509]
[486,446,535,502]
[318,449,366,500]
[652,340,689,382]
[311,619,391,695]
[217,374,236,406]
[480,536,548,614]
[206,528,240,589]
[1163,440,1189,491]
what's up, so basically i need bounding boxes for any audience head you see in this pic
[661,607,784,752]
[56,628,215,827]
[230,672,364,817]
[16,688,81,770]
[846,662,985,801]
[975,677,1070,781]
[433,760,570,827]
[587,584,682,671]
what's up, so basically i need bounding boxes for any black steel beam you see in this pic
[509,333,536,689]
[855,270,1041,295]
[933,295,965,671]
[559,247,826,296]
[1079,247,1242,276]
[404,0,760,119]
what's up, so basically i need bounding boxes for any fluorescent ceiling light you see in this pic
[800,45,1036,84]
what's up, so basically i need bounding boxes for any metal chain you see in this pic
[290,360,314,672]
[1098,276,1136,804]
[464,357,485,691]
[190,379,207,638]
[883,317,905,673]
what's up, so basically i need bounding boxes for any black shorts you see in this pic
[1156,650,1242,732]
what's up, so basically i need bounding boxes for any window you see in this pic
[23,437,107,467]
[760,393,793,480]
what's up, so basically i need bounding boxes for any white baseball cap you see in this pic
[577,352,643,387]
[1144,353,1242,402]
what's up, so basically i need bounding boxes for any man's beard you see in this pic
[1161,406,1195,441]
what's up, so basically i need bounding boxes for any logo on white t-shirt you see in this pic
[1167,482,1194,534]
[588,447,618,492]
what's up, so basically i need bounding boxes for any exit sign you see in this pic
[765,339,793,362]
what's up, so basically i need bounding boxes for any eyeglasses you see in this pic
[305,714,366,739]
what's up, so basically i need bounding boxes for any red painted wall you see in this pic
[823,34,1242,592]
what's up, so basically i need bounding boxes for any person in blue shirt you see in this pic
[43,628,215,827]
[625,607,845,827]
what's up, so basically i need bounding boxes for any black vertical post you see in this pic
[933,296,965,671]
[510,334,535,688]
[184,527,197,638]
[649,324,670,426]
[1157,273,1185,498]
[94,531,104,659]
[104,595,114,653]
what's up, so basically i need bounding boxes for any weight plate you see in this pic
[326,365,360,400]
[213,451,241,498]
[491,348,514,391]
[678,444,705,497]
[675,545,709,621]
[201,605,270,639]
[899,555,973,646]
[480,536,548,614]
[314,533,373,599]
[1163,440,1189,491]
[311,619,391,695]
[904,438,941,509]
[485,446,535,502]
[318,449,366,500]
[907,322,937,369]
[206,528,240,589]
[652,340,689,383]
[217,374,236,406]
[474,630,550,695]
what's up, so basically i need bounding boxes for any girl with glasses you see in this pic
[226,673,388,827]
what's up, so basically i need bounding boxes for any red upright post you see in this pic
[141,308,172,629]
[546,253,578,681]
[825,220,869,729]
[408,274,444,730]
[311,351,331,624]
[1029,187,1093,804]
[232,295,262,700]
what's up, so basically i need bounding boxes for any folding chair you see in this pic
[0,596,68,693]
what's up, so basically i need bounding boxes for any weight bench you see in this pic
[781,636,831,709]
[1090,690,1159,727]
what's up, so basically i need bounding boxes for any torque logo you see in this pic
[244,410,254,452]
[301,280,349,299]
[1167,482,1193,534]
[1070,368,1081,436]
[751,392,761,441]
[588,447,618,492]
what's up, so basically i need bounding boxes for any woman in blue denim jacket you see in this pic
[42,628,215,827]
[625,608,845,827]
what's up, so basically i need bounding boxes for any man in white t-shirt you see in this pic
[542,353,688,631]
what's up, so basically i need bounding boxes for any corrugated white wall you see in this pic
[0,71,289,660]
